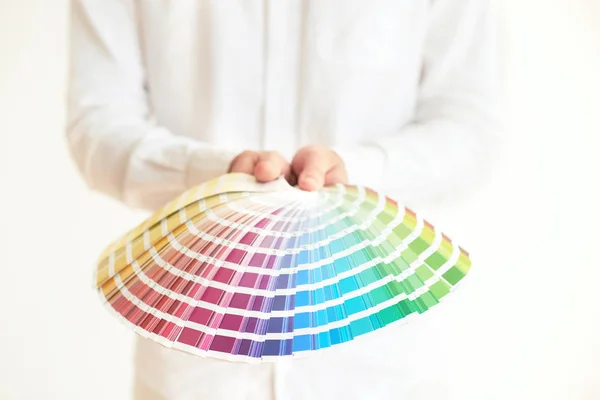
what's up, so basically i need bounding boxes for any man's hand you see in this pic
[228,146,347,191]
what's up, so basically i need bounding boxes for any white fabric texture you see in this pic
[67,0,497,399]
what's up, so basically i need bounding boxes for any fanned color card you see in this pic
[95,173,471,363]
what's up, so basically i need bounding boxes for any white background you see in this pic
[0,1,599,399]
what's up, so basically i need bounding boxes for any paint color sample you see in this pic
[96,173,471,363]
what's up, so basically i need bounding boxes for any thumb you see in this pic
[293,149,332,191]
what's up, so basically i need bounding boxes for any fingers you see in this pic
[228,150,291,183]
[229,147,346,190]
[292,146,347,191]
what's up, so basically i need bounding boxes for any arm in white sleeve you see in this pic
[336,0,498,205]
[67,0,238,211]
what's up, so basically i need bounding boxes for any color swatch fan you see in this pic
[95,173,471,363]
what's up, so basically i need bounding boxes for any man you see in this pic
[68,1,496,398]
